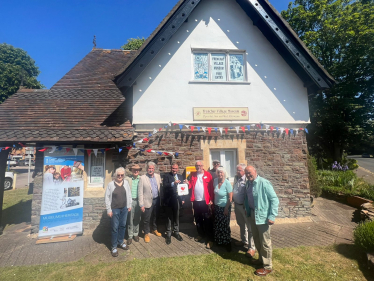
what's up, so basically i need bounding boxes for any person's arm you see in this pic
[104,183,113,217]
[224,181,233,216]
[207,173,214,205]
[138,176,145,212]
[265,181,279,224]
[124,181,132,211]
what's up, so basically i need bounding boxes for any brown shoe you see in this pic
[127,238,132,245]
[144,234,150,243]
[255,268,272,276]
[133,236,140,242]
[206,241,214,249]
[152,230,162,237]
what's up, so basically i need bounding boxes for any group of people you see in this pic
[104,160,279,277]
[43,164,72,185]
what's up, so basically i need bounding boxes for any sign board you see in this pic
[177,184,189,196]
[91,166,103,183]
[193,107,249,121]
[38,148,84,238]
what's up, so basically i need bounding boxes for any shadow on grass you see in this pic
[1,198,32,227]
[334,243,374,281]
[92,212,112,250]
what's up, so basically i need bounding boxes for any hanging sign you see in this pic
[193,107,249,121]
[38,148,84,238]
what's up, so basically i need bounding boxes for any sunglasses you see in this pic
[117,174,124,178]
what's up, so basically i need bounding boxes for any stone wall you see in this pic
[83,198,109,231]
[126,130,310,218]
[30,173,43,234]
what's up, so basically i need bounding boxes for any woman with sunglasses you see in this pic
[105,167,132,257]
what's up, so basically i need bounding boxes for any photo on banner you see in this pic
[38,148,85,238]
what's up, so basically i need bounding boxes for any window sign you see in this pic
[211,53,226,81]
[91,166,103,183]
[229,54,244,81]
[89,152,105,186]
[194,53,209,80]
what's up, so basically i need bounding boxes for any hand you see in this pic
[268,219,274,225]
[175,180,181,184]
[224,208,229,216]
[141,207,145,212]
[108,212,113,218]
[128,208,131,212]
[182,201,185,205]
[183,180,188,184]
[209,200,213,206]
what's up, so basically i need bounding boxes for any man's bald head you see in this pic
[245,165,257,182]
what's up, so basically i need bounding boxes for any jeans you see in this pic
[111,206,128,249]
[143,197,160,234]
[127,199,141,238]
[193,201,214,242]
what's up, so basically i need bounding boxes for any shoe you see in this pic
[206,241,214,249]
[111,248,118,257]
[255,268,273,276]
[226,243,232,252]
[152,230,162,237]
[194,236,203,242]
[234,241,244,246]
[127,238,132,245]
[246,249,255,258]
[173,233,183,241]
[166,236,171,245]
[133,236,140,242]
[119,243,129,250]
[144,234,150,243]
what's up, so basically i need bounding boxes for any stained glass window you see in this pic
[194,53,208,80]
[211,53,226,81]
[229,54,244,81]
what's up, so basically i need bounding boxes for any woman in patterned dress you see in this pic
[213,167,233,252]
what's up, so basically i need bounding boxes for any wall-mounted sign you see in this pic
[193,107,249,121]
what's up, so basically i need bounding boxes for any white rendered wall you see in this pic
[132,0,310,125]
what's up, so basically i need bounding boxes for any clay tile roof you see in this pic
[0,49,136,143]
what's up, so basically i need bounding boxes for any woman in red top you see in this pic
[60,165,71,182]
[188,160,214,249]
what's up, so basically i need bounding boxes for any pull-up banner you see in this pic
[38,148,85,238]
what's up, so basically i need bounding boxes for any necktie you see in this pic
[174,174,178,181]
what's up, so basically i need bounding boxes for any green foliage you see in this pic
[317,170,374,200]
[354,220,374,252]
[317,153,359,170]
[121,37,145,50]
[0,43,44,103]
[282,0,374,160]
[308,154,321,197]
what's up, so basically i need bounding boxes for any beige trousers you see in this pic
[235,203,255,251]
[248,213,272,270]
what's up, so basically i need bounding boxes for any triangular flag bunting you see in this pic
[146,149,152,153]
[241,126,245,133]
[118,148,123,153]
[105,148,111,151]
[208,127,212,134]
[168,122,171,126]
[185,125,190,129]
[280,127,284,134]
[270,126,274,132]
[285,128,289,135]
[305,128,309,134]
[247,125,251,131]
[100,149,105,154]
[157,152,162,155]
[87,149,92,156]
[159,128,162,131]
[49,146,57,153]
[214,127,218,132]
[179,124,183,130]
[224,128,228,134]
[73,148,78,155]
[265,125,270,132]
[197,126,200,132]
[18,142,25,147]
[5,147,10,150]
[219,127,223,135]
[153,128,158,134]
[93,149,98,157]
[191,126,194,132]
[66,148,71,153]
[235,126,239,134]
[202,127,206,132]
[38,148,47,152]
[290,129,294,135]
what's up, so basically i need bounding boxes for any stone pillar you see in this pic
[0,148,9,235]
[30,147,44,234]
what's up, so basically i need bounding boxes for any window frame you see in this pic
[191,49,248,83]
[209,149,238,181]
[87,151,106,188]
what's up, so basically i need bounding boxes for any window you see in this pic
[193,51,246,82]
[88,152,105,187]
[210,149,237,181]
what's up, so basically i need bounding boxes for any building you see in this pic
[0,0,335,233]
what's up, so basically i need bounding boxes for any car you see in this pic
[4,171,14,190]
[19,159,35,166]
[362,153,371,158]
[6,160,17,167]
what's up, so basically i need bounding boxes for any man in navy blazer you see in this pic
[163,162,187,244]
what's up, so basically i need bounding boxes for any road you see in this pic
[9,166,34,189]
[348,155,374,184]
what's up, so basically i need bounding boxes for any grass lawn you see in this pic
[0,244,372,280]
[1,188,32,228]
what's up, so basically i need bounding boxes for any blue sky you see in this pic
[0,0,292,89]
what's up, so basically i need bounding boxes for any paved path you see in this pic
[348,155,374,173]
[0,197,358,267]
[9,166,34,189]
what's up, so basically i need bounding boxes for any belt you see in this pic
[132,198,138,200]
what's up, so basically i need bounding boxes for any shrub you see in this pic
[354,220,374,252]
[308,154,321,197]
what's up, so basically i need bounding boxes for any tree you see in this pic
[282,0,374,160]
[121,37,145,50]
[0,43,44,103]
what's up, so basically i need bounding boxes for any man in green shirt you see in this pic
[125,164,142,245]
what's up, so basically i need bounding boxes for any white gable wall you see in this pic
[132,0,310,125]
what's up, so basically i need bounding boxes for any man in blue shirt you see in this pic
[244,165,279,277]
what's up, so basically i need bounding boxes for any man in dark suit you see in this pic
[163,162,187,244]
